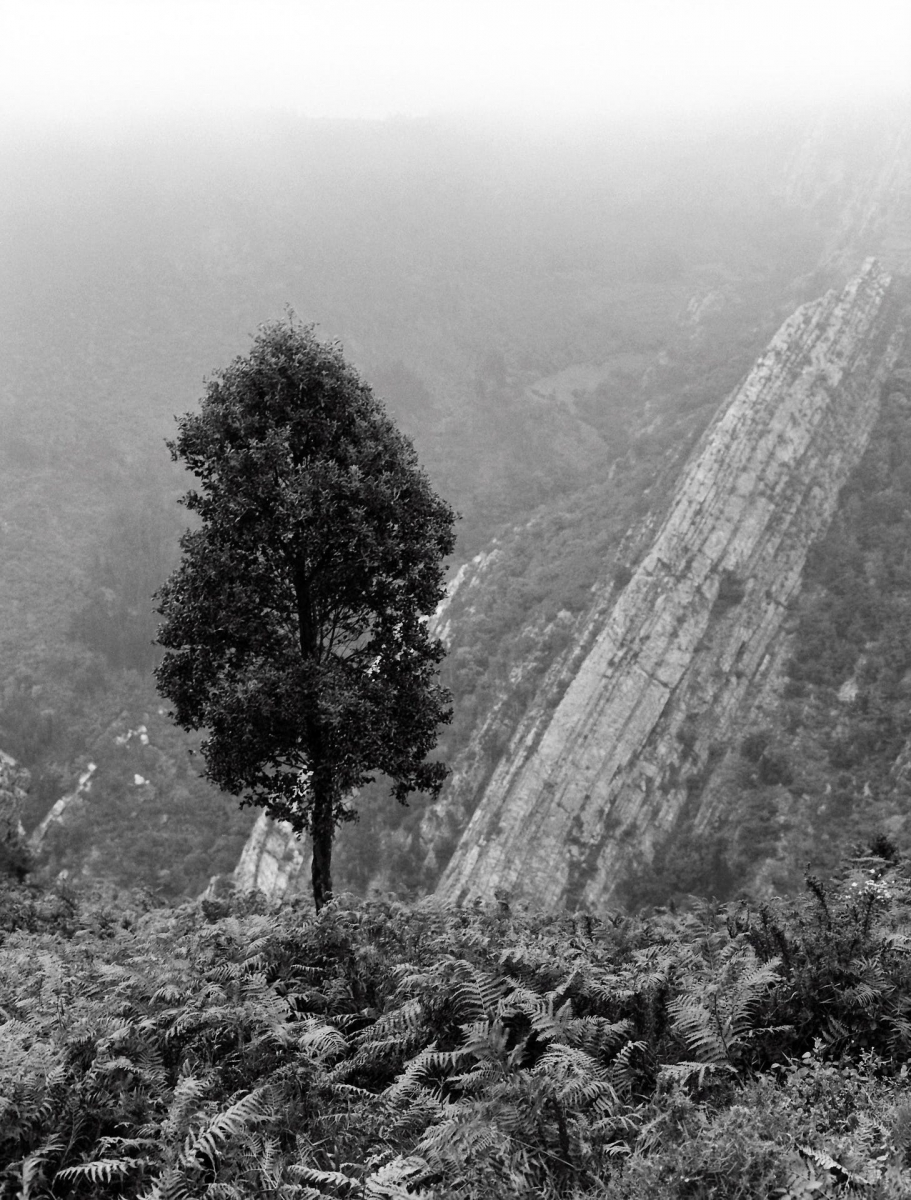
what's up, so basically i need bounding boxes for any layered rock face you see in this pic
[0,749,29,843]
[436,259,906,909]
[781,111,911,274]
[232,811,308,900]
[29,762,96,851]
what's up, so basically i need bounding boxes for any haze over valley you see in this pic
[0,0,907,901]
[6,5,911,1195]
[0,88,908,903]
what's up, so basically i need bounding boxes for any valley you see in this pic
[1,101,909,908]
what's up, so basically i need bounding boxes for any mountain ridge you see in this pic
[231,259,909,905]
[432,258,907,908]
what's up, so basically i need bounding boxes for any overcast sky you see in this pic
[1,0,909,128]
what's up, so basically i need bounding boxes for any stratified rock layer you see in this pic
[436,259,905,909]
[29,762,96,851]
[0,749,29,842]
[781,112,911,274]
[233,811,308,901]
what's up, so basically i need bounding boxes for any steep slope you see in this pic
[780,105,911,274]
[6,112,829,901]
[434,259,906,909]
[0,749,29,878]
[230,810,308,901]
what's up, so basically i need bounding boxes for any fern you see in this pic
[139,1165,194,1200]
[55,1156,141,1184]
[182,1087,272,1172]
[17,1135,65,1200]
[450,961,512,1021]
[365,1155,436,1198]
[292,1163,362,1193]
[298,1017,348,1063]
[532,1043,620,1117]
[657,1059,734,1089]
[668,943,781,1067]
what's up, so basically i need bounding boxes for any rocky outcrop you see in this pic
[435,259,906,909]
[29,762,96,851]
[0,748,29,842]
[232,811,309,901]
[781,110,911,274]
[0,749,30,879]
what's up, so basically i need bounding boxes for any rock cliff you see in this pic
[781,109,911,274]
[0,749,30,873]
[29,762,97,851]
[231,810,308,901]
[434,259,907,909]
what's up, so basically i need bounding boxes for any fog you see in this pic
[0,0,908,899]
[3,0,909,131]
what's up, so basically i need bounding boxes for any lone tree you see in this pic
[155,319,456,908]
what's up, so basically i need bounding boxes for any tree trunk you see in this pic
[294,561,334,911]
[310,771,334,911]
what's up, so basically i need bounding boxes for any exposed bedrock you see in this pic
[231,810,308,901]
[0,749,29,841]
[435,259,907,909]
[781,112,911,275]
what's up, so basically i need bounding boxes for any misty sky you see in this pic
[2,0,909,129]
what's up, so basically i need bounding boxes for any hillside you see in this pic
[2,102,907,901]
[433,261,908,909]
[229,104,911,906]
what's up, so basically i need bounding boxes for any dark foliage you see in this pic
[155,320,456,908]
[5,848,911,1197]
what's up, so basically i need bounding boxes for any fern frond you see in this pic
[800,1144,878,1187]
[139,1165,194,1200]
[160,1073,210,1139]
[365,1155,434,1198]
[96,1135,160,1154]
[151,982,187,1004]
[384,1045,458,1099]
[298,1017,348,1062]
[343,998,427,1073]
[460,1017,510,1061]
[609,1039,650,1097]
[668,994,728,1063]
[448,960,510,1022]
[55,1158,139,1185]
[886,1014,911,1053]
[658,1060,734,1089]
[532,1043,620,1115]
[564,1014,631,1057]
[452,1058,507,1093]
[183,1087,271,1171]
[292,1164,361,1193]
[19,1136,65,1200]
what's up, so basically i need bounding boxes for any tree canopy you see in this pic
[155,319,456,907]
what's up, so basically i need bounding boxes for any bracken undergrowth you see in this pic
[5,846,911,1197]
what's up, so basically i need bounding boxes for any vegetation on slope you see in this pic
[4,843,911,1198]
[692,363,911,901]
[600,352,911,910]
[1,112,830,899]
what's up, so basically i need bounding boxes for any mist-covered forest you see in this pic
[1,106,849,897]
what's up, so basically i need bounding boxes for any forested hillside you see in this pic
[1,104,900,898]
